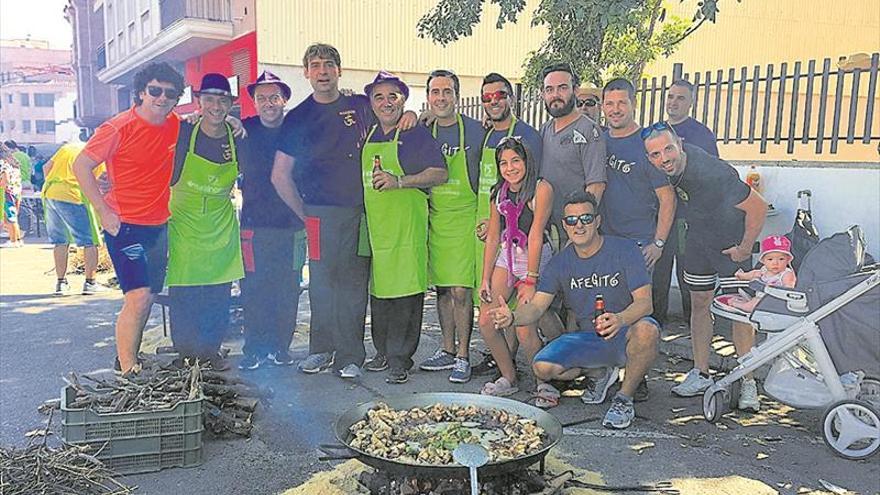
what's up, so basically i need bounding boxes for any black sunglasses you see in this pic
[640,121,678,140]
[577,98,598,108]
[563,213,596,226]
[146,85,182,100]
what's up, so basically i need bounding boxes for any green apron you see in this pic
[362,126,429,298]
[429,115,477,288]
[474,118,518,303]
[166,122,243,286]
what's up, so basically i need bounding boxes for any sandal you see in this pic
[481,377,520,397]
[533,383,561,409]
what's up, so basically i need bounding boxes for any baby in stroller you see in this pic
[717,235,798,314]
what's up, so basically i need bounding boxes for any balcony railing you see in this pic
[160,0,231,30]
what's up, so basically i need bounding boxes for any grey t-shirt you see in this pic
[540,114,607,221]
[431,114,485,194]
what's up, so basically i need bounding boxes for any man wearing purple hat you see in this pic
[166,72,244,368]
[272,44,418,379]
[361,70,447,384]
[237,71,305,370]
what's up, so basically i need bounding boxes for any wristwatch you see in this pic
[653,239,666,249]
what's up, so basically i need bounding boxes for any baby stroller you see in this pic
[707,225,880,459]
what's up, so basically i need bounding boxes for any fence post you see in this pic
[514,83,523,119]
[672,63,683,82]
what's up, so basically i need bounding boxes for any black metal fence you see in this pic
[454,53,879,156]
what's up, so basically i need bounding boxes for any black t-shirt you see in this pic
[676,144,751,248]
[277,94,375,207]
[171,121,242,186]
[238,116,302,230]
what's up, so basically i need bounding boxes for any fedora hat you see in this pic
[247,70,291,100]
[195,73,234,98]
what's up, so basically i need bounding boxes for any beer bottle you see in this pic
[372,155,382,190]
[593,294,605,333]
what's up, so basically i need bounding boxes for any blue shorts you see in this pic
[45,199,96,247]
[534,316,660,369]
[104,223,168,294]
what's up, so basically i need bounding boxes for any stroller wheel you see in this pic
[822,399,880,460]
[703,388,729,423]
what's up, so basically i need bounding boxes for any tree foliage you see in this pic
[417,0,731,88]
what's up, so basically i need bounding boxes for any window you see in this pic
[34,93,54,107]
[128,22,136,50]
[141,11,151,41]
[20,93,30,106]
[0,121,4,133]
[7,120,14,131]
[36,120,55,134]
[22,120,31,134]
[6,94,12,104]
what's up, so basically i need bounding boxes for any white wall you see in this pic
[54,91,80,144]
[732,162,880,257]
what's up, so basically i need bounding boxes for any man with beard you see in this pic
[538,63,606,239]
[417,70,483,383]
[237,71,305,370]
[361,71,447,384]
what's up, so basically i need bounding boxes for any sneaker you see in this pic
[581,367,620,405]
[238,354,264,371]
[0,240,20,248]
[419,349,457,371]
[471,351,498,376]
[82,280,109,295]
[448,357,471,383]
[738,377,761,412]
[54,279,70,296]
[297,352,334,373]
[633,376,649,403]
[268,350,297,366]
[338,363,362,379]
[602,393,635,429]
[385,368,409,384]
[364,354,389,372]
[671,368,714,397]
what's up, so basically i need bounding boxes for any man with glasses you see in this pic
[73,62,184,373]
[361,71,447,384]
[539,63,606,237]
[417,70,483,383]
[576,86,603,126]
[643,123,766,411]
[489,191,660,429]
[237,71,306,370]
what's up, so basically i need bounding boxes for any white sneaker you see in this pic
[671,368,714,397]
[738,377,760,412]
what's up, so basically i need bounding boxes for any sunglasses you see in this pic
[562,213,596,227]
[577,98,598,108]
[481,90,509,103]
[640,121,678,140]
[146,85,182,100]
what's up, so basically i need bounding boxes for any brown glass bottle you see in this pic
[593,294,605,333]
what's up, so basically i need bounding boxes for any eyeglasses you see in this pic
[255,94,284,105]
[146,85,182,100]
[640,121,678,140]
[577,98,599,108]
[481,90,509,103]
[562,213,596,227]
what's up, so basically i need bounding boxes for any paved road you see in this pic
[1,241,877,494]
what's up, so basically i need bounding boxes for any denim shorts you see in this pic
[104,223,168,294]
[45,199,96,247]
[533,316,660,369]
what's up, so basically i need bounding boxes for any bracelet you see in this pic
[397,175,403,189]
[526,271,539,279]
[515,278,535,288]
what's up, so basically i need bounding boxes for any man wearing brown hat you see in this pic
[166,72,244,368]
[576,86,603,126]
[238,71,306,370]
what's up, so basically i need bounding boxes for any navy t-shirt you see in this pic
[238,116,302,230]
[599,129,669,242]
[672,117,719,157]
[483,120,543,172]
[676,144,750,249]
[538,236,651,331]
[278,94,375,207]
[366,125,446,192]
[431,115,484,194]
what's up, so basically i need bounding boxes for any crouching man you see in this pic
[489,191,659,428]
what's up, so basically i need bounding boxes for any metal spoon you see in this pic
[453,443,490,495]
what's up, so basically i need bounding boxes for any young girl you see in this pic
[719,235,797,313]
[477,136,554,397]
[0,144,23,248]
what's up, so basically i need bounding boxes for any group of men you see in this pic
[70,41,767,430]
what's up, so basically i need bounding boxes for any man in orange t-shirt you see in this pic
[73,62,184,373]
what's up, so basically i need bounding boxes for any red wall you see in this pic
[180,31,258,118]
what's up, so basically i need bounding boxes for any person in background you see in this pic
[576,86,603,127]
[0,143,23,247]
[4,141,31,193]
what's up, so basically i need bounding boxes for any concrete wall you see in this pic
[731,161,880,256]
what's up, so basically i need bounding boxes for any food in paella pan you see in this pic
[348,402,546,465]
